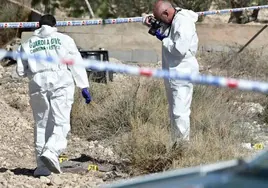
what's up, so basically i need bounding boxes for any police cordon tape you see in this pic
[2,49,268,94]
[1,5,268,29]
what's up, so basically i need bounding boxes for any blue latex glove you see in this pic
[81,88,91,104]
[155,29,166,41]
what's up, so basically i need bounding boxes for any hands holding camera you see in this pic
[142,13,154,27]
[142,13,167,41]
[155,30,166,41]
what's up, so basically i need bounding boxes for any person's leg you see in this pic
[168,57,199,145]
[164,79,177,147]
[168,61,198,146]
[29,89,51,176]
[45,109,54,143]
[41,82,75,173]
[169,80,193,142]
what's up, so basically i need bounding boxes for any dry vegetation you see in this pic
[70,48,268,176]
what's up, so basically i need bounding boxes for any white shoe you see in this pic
[33,166,51,177]
[40,150,62,174]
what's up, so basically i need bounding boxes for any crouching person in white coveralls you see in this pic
[142,0,199,147]
[16,14,92,176]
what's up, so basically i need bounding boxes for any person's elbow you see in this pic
[167,41,189,57]
[164,37,189,56]
[173,37,193,56]
[174,45,189,56]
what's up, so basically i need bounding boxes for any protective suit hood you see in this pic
[34,25,57,38]
[175,8,198,23]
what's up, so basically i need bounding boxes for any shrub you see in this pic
[71,74,251,175]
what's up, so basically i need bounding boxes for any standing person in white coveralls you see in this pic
[142,0,199,147]
[16,14,91,176]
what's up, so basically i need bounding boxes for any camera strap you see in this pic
[165,8,181,37]
[174,8,182,19]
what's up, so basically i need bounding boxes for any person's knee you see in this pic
[62,126,71,138]
[171,91,193,118]
[172,108,191,120]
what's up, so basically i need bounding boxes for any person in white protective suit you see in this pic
[16,14,92,176]
[142,0,199,147]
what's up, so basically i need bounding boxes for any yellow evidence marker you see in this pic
[88,164,99,171]
[253,143,264,150]
[59,154,69,163]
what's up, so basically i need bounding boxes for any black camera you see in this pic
[148,17,163,36]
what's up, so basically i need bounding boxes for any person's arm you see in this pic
[66,37,89,89]
[162,18,196,56]
[16,45,28,77]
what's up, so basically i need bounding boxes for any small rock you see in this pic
[106,148,114,157]
[62,185,73,188]
[0,65,4,73]
[89,141,94,148]
[93,140,98,145]
[18,152,24,157]
[79,185,89,188]
[6,170,13,175]
[7,185,16,188]
[98,145,104,150]
[73,137,80,141]
[41,184,48,188]
[22,184,33,188]
[0,180,8,187]
[40,176,51,184]
[103,171,121,181]
[51,175,64,185]
[241,143,252,150]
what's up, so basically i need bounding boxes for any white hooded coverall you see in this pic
[161,8,199,142]
[16,25,89,172]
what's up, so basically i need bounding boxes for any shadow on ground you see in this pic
[0,154,129,181]
[0,167,34,177]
